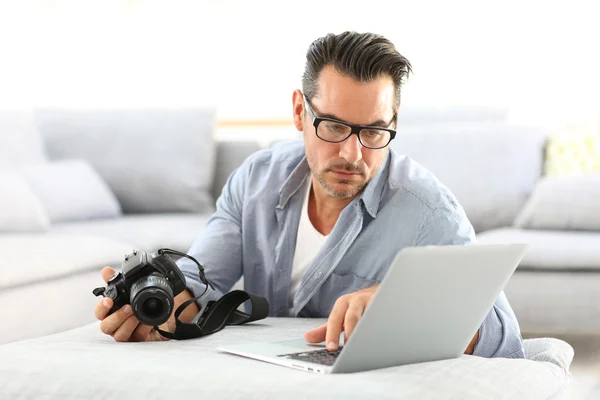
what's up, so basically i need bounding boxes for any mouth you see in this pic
[330,169,361,178]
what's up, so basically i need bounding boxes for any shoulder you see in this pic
[384,149,475,244]
[386,148,461,214]
[233,140,305,192]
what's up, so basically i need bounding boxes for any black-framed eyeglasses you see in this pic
[303,95,397,150]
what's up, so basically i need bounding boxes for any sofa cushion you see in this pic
[476,228,600,270]
[0,234,132,290]
[514,173,600,231]
[390,126,547,232]
[50,213,211,254]
[0,109,46,168]
[18,159,122,224]
[0,270,103,344]
[0,318,573,399]
[0,171,50,233]
[504,270,600,334]
[35,108,216,214]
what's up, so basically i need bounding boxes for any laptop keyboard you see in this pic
[277,347,344,366]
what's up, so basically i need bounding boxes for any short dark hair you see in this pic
[302,31,412,112]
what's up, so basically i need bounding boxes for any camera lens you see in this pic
[142,298,164,318]
[130,275,174,326]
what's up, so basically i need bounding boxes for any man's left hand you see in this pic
[304,285,379,351]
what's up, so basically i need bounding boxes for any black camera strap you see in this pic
[153,249,269,340]
[154,290,269,340]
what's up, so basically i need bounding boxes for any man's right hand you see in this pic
[94,267,171,342]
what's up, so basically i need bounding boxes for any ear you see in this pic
[292,89,305,132]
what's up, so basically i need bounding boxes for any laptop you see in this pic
[218,243,528,374]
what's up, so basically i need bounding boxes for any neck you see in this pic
[307,176,357,236]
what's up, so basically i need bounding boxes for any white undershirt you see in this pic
[289,179,329,303]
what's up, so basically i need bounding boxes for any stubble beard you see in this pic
[315,173,365,198]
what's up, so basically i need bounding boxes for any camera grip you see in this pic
[93,285,129,316]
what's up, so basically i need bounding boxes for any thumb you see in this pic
[304,323,327,343]
[101,267,116,283]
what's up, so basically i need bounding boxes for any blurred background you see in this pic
[0,0,599,398]
[1,0,599,130]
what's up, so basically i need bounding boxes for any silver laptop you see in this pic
[218,243,528,374]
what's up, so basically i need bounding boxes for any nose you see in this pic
[338,134,363,165]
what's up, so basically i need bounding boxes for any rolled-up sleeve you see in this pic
[415,190,525,359]
[473,292,525,358]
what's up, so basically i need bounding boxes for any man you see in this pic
[95,31,525,358]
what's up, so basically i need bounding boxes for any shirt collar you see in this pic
[277,151,391,219]
[359,150,390,218]
[277,156,311,209]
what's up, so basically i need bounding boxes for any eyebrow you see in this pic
[323,112,390,128]
[308,102,392,128]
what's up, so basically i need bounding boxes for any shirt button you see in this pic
[316,272,323,279]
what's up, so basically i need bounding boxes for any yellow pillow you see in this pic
[544,123,600,176]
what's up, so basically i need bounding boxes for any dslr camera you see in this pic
[93,249,188,326]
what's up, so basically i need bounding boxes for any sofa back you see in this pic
[0,110,47,169]
[35,108,218,214]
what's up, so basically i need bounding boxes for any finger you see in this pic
[148,320,173,342]
[148,328,169,342]
[147,319,170,342]
[101,267,116,283]
[99,304,133,336]
[304,324,327,343]
[325,298,349,351]
[130,323,154,342]
[344,302,366,342]
[112,314,140,342]
[94,297,114,320]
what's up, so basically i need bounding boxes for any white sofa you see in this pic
[0,106,598,346]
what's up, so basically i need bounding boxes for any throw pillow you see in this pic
[544,130,600,176]
[19,159,122,224]
[0,170,50,232]
[514,173,600,231]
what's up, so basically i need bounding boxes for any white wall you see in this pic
[0,0,598,129]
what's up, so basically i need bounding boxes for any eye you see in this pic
[362,129,383,137]
[326,123,345,132]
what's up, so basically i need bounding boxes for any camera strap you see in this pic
[154,289,269,340]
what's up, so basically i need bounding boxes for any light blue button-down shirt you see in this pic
[178,140,525,358]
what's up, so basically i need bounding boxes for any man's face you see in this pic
[296,65,396,199]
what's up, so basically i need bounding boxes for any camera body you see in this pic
[93,249,187,326]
